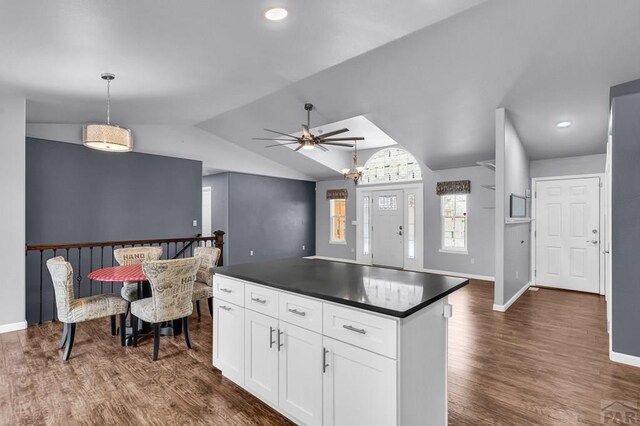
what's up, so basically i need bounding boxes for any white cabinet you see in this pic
[322,336,397,426]
[213,298,244,386]
[278,321,323,426]
[244,310,279,406]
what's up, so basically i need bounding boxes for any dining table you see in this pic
[88,264,182,345]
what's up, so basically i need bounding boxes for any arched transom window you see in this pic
[361,147,422,185]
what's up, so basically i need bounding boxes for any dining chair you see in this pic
[113,246,163,303]
[46,257,128,361]
[192,246,221,318]
[130,257,201,361]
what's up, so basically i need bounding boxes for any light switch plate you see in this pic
[192,220,198,226]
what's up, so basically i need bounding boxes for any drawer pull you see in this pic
[269,326,275,349]
[288,308,306,317]
[251,297,267,304]
[343,324,366,335]
[220,305,231,311]
[219,288,233,293]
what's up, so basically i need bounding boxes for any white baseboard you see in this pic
[422,268,494,282]
[0,321,27,334]
[610,350,640,368]
[493,282,531,312]
[306,255,360,264]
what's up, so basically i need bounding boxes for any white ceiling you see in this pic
[0,0,483,125]
[4,0,640,178]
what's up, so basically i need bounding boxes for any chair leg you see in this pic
[131,315,138,347]
[119,313,126,347]
[110,315,116,336]
[207,298,213,318]
[63,323,76,361]
[152,323,160,361]
[184,315,192,349]
[196,300,202,318]
[58,323,69,349]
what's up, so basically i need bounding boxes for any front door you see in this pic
[372,190,404,268]
[535,177,600,293]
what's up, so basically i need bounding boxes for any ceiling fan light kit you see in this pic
[83,73,133,152]
[253,103,364,152]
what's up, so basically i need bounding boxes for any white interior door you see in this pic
[372,190,404,268]
[202,186,212,237]
[535,177,600,293]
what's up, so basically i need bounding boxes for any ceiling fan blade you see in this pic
[264,142,301,148]
[316,144,329,152]
[294,145,303,152]
[317,128,349,139]
[320,136,365,142]
[318,142,355,147]
[264,128,299,139]
[302,124,311,139]
[252,137,299,141]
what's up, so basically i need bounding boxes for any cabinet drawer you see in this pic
[245,283,279,318]
[213,275,245,306]
[279,292,322,334]
[323,303,397,359]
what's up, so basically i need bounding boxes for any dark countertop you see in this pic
[216,258,469,318]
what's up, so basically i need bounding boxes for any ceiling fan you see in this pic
[253,103,364,152]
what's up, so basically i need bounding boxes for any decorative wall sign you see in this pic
[436,180,471,195]
[326,189,348,199]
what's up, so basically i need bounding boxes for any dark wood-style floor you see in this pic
[2,282,639,425]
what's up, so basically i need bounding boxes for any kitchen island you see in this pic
[212,258,469,426]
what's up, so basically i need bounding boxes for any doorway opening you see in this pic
[202,186,212,237]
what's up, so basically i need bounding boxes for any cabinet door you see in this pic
[213,299,244,386]
[278,322,323,426]
[245,310,279,406]
[322,337,397,426]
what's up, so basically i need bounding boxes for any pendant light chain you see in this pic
[106,78,111,125]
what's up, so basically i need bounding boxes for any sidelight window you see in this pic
[330,199,347,244]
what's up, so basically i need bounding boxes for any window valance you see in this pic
[436,180,471,196]
[326,189,348,200]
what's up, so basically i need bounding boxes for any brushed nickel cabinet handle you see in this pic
[220,288,233,293]
[220,305,231,311]
[251,297,266,304]
[288,308,306,317]
[343,324,366,334]
[323,348,329,373]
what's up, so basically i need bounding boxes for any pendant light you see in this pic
[83,73,133,152]
[341,140,365,184]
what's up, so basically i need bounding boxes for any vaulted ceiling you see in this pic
[3,0,640,179]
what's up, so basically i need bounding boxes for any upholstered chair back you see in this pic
[142,257,201,322]
[46,256,75,323]
[114,246,163,266]
[193,246,221,286]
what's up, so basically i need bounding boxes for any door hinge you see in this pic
[534,230,537,237]
[534,269,537,277]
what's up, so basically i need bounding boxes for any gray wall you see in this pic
[611,84,640,357]
[0,98,26,328]
[495,108,531,307]
[25,138,202,323]
[315,179,358,260]
[424,166,495,277]
[228,173,315,265]
[202,172,229,234]
[530,154,606,178]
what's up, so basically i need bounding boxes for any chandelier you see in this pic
[83,73,133,152]
[341,141,365,184]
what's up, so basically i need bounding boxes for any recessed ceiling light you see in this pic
[265,8,288,21]
[556,121,572,128]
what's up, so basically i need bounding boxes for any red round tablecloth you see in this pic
[87,264,147,282]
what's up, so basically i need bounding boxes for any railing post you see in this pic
[213,230,225,266]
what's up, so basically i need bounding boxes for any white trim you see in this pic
[531,173,605,295]
[438,249,468,255]
[492,282,530,312]
[328,240,347,245]
[306,255,360,264]
[422,268,494,282]
[610,351,640,368]
[0,321,27,334]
